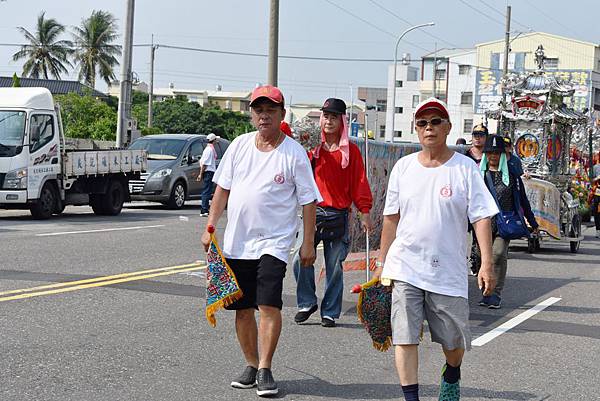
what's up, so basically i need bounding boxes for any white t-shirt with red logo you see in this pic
[382,151,498,298]
[213,131,322,262]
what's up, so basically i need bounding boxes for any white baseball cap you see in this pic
[206,133,219,142]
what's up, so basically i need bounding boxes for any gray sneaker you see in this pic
[256,368,278,397]
[230,366,257,389]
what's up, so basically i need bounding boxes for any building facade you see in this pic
[385,49,476,144]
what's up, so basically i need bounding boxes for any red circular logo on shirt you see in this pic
[440,185,453,198]
[274,173,285,184]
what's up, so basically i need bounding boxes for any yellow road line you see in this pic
[0,262,203,297]
[0,265,206,302]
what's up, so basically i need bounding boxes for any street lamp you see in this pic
[391,22,435,136]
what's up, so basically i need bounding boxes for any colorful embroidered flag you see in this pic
[355,278,393,352]
[205,226,243,327]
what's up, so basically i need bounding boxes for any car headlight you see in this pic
[149,168,172,180]
[3,168,27,189]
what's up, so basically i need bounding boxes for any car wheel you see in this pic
[167,181,186,209]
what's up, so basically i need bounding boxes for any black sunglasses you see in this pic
[415,117,448,127]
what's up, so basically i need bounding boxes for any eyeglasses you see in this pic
[415,117,449,127]
[472,132,487,137]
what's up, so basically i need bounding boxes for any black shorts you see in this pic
[224,254,287,310]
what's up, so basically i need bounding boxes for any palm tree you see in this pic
[71,10,120,88]
[12,11,73,80]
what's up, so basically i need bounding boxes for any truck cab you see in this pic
[0,88,61,214]
[0,87,146,219]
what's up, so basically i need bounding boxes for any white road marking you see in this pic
[36,225,165,237]
[472,297,561,347]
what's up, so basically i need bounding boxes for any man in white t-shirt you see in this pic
[201,85,321,397]
[373,98,498,401]
[197,133,218,216]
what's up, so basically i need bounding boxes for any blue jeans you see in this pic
[200,171,214,213]
[293,219,350,319]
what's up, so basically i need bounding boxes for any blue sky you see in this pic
[0,0,598,104]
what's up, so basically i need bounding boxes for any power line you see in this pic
[367,0,459,48]
[322,0,431,53]
[521,0,585,39]
[456,0,505,26]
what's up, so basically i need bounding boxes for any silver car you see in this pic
[128,134,229,209]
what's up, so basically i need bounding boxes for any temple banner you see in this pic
[522,178,561,239]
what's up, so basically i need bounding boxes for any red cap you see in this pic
[414,97,449,120]
[250,85,285,107]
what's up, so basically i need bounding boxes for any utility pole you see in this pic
[432,43,437,99]
[148,36,157,128]
[116,0,135,147]
[503,5,512,78]
[499,5,511,136]
[268,0,279,86]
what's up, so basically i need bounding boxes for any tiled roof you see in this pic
[0,76,107,98]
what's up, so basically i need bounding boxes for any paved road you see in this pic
[1,203,598,400]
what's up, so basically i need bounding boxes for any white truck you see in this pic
[0,87,147,219]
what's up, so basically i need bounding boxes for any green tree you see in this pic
[132,97,253,139]
[12,73,21,87]
[71,10,120,88]
[12,11,73,80]
[55,93,117,141]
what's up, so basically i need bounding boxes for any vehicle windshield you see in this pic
[0,110,26,157]
[128,138,186,160]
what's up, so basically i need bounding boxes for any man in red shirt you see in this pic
[293,98,373,328]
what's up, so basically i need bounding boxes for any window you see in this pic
[29,114,54,153]
[394,130,402,138]
[461,92,473,105]
[545,58,559,69]
[395,80,403,88]
[435,69,446,80]
[458,65,471,75]
[376,99,387,112]
[395,106,403,114]
[379,125,386,138]
[463,119,473,133]
[412,95,420,108]
[187,140,205,164]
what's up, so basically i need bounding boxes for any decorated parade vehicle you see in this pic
[486,45,588,253]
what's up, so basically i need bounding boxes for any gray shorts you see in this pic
[391,281,471,351]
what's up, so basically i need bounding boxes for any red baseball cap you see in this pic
[250,85,285,107]
[414,97,449,120]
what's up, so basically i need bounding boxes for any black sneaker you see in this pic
[321,316,336,328]
[256,368,278,397]
[294,305,317,323]
[230,366,257,389]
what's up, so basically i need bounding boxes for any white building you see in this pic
[385,49,478,144]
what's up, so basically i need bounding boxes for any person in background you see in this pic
[503,136,525,177]
[466,124,488,166]
[197,133,219,217]
[477,134,539,309]
[588,175,600,238]
[293,97,373,328]
[455,137,467,145]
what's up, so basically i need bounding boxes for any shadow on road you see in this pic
[277,376,538,400]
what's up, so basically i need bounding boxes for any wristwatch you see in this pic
[375,260,384,268]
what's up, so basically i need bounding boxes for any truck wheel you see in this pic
[90,194,105,215]
[100,180,125,216]
[167,181,186,209]
[30,183,57,220]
